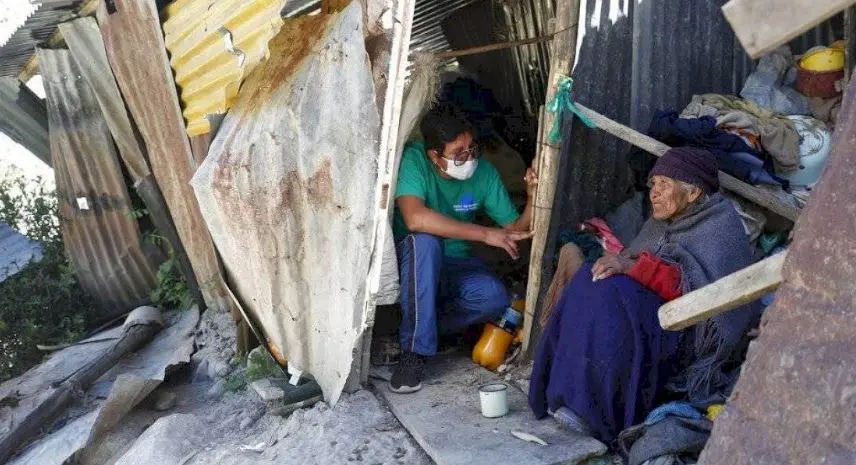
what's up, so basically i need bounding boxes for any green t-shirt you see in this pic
[393,141,520,258]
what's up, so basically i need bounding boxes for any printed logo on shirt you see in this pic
[454,193,479,213]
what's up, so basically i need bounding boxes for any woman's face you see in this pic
[649,175,702,220]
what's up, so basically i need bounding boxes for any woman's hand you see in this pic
[591,253,634,281]
[483,228,534,260]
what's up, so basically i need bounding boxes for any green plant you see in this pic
[150,249,194,310]
[0,170,99,381]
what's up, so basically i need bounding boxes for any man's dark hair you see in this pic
[420,104,473,154]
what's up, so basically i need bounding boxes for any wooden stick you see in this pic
[573,103,802,222]
[433,26,572,59]
[659,251,787,331]
[530,105,547,231]
[521,0,581,353]
[722,0,856,59]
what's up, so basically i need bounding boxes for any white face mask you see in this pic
[443,158,478,180]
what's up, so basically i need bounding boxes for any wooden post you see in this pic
[722,0,856,59]
[658,252,787,331]
[522,0,581,353]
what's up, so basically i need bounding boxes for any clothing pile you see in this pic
[647,45,837,208]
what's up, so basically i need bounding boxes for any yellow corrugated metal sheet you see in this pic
[162,0,287,136]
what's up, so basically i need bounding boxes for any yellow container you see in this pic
[472,323,514,371]
[800,47,845,72]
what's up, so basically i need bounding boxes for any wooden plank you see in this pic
[372,355,607,465]
[659,251,787,331]
[574,103,802,222]
[97,0,240,326]
[522,0,582,353]
[722,0,856,59]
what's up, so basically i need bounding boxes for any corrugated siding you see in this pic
[0,0,81,77]
[38,47,160,313]
[0,222,43,283]
[97,0,236,317]
[161,0,288,137]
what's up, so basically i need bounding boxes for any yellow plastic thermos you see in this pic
[472,323,515,371]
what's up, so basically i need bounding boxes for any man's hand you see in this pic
[483,228,534,260]
[525,165,539,199]
[591,253,634,281]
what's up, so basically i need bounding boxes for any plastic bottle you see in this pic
[472,322,515,371]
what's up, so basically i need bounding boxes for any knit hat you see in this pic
[649,146,719,194]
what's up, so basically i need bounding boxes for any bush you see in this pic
[0,170,99,381]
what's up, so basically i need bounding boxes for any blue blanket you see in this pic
[529,264,689,443]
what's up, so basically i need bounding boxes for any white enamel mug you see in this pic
[479,383,509,418]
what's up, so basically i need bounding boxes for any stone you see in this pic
[250,378,285,402]
[209,359,230,379]
[153,391,177,411]
[207,379,227,398]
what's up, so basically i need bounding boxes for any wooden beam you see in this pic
[722,0,856,59]
[522,0,581,353]
[574,103,802,222]
[659,251,787,331]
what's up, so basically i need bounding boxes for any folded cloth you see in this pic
[681,94,800,173]
[644,401,704,426]
[648,112,783,186]
[582,218,625,254]
[619,415,713,465]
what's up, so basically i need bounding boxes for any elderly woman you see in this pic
[529,147,762,443]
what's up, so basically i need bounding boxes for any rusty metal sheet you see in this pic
[192,3,379,403]
[96,0,236,318]
[38,47,159,313]
[59,16,202,306]
[699,74,856,465]
[161,0,287,136]
[59,17,150,182]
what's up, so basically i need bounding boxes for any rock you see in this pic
[209,359,230,379]
[250,378,285,402]
[153,391,177,411]
[207,379,227,398]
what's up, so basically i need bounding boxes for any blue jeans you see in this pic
[397,233,509,356]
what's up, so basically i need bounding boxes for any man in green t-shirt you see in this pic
[390,104,537,393]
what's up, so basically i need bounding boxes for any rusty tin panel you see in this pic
[38,47,159,313]
[161,0,287,137]
[192,3,379,403]
[700,74,856,465]
[97,0,234,316]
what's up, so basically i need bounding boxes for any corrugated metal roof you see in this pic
[39,46,161,313]
[0,0,82,77]
[161,0,288,136]
[0,221,43,283]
